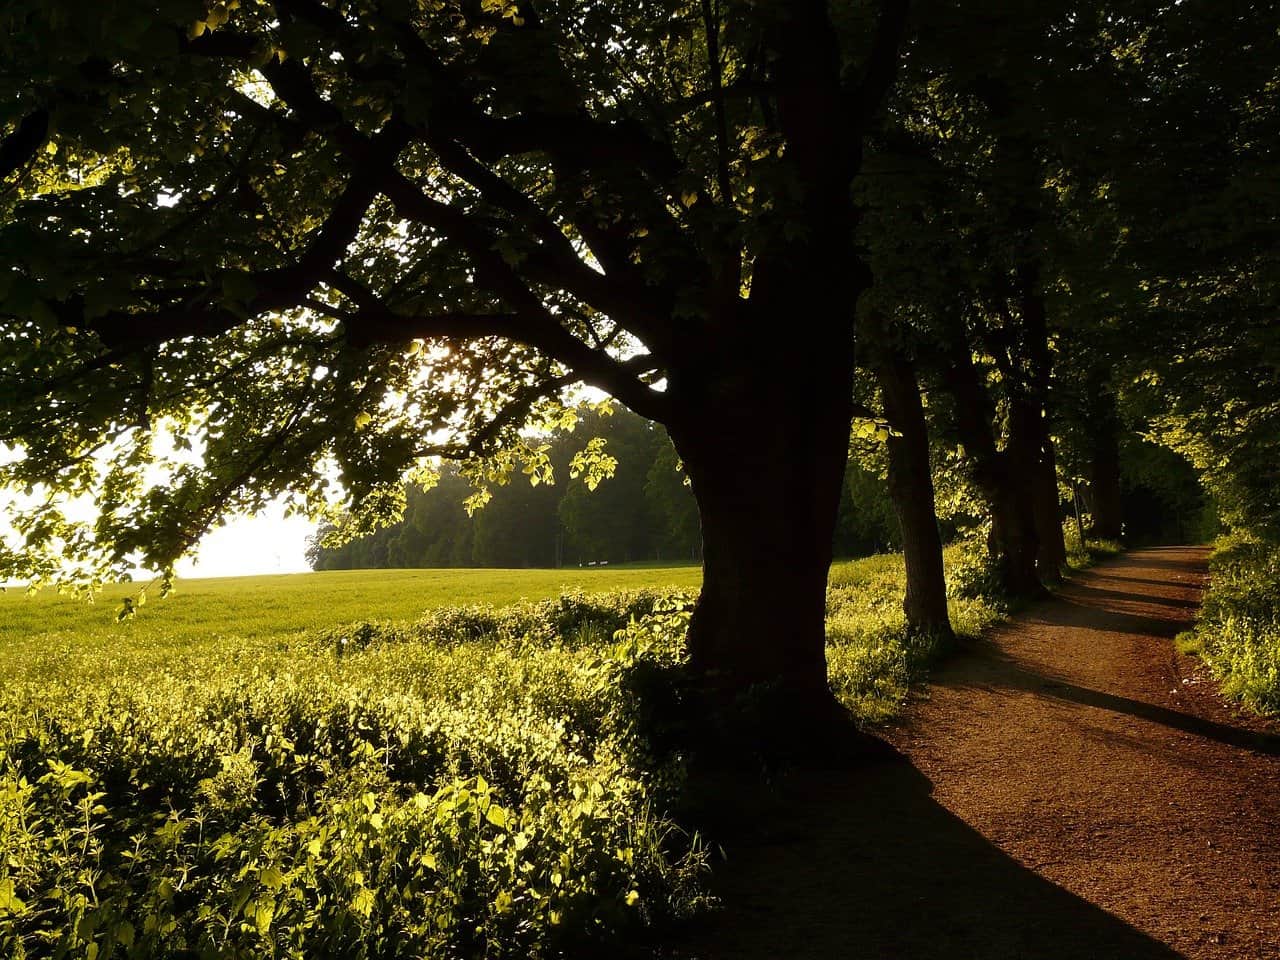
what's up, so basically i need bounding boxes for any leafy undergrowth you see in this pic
[824,546,1004,723]
[1,552,1008,958]
[1065,531,1124,571]
[1,594,710,959]
[1181,533,1280,715]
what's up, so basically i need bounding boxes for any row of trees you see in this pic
[308,407,704,569]
[307,405,901,569]
[2,0,1276,736]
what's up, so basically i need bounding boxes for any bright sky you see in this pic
[175,506,317,579]
[0,435,319,581]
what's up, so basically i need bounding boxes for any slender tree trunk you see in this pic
[1034,436,1067,578]
[875,353,953,640]
[1086,387,1124,540]
[1072,481,1087,547]
[938,341,1046,599]
[1028,418,1067,581]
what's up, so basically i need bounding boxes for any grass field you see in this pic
[0,565,703,675]
[0,553,998,958]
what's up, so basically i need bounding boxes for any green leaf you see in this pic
[485,804,509,829]
[0,878,26,915]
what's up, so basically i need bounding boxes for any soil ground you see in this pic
[675,546,1280,960]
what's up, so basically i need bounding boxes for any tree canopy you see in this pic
[3,0,1278,730]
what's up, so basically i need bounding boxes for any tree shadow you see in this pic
[671,751,1183,959]
[947,650,1280,758]
[1088,574,1204,590]
[1024,598,1183,642]
[1115,553,1206,573]
[1058,583,1201,610]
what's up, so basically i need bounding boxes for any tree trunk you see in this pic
[662,282,870,762]
[1010,272,1067,582]
[671,377,852,732]
[1086,387,1124,541]
[875,353,953,640]
[988,479,1045,598]
[938,340,1046,599]
[1013,399,1064,583]
[1029,420,1067,581]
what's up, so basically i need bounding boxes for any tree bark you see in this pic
[875,352,953,640]
[938,340,1046,599]
[1016,399,1067,581]
[1086,385,1124,541]
[670,350,856,739]
[1033,432,1067,578]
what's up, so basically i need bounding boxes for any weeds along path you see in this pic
[677,546,1280,960]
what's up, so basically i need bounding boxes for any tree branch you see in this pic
[0,108,50,183]
[848,0,912,126]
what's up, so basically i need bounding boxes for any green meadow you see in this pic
[0,553,998,958]
[0,565,703,668]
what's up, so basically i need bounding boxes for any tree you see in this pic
[555,407,663,565]
[0,0,910,733]
[855,0,1177,598]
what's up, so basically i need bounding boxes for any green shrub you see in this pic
[0,600,709,959]
[1,551,1010,957]
[1187,533,1280,714]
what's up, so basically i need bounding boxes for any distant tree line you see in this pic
[308,407,900,570]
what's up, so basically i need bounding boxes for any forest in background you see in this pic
[308,403,1212,573]
[306,405,902,570]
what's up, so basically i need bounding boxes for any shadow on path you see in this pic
[1088,575,1202,590]
[1063,583,1201,610]
[1029,597,1184,639]
[673,753,1182,960]
[942,648,1280,758]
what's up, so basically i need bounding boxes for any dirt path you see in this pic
[676,547,1280,960]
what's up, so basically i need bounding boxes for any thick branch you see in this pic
[849,0,912,126]
[0,108,51,182]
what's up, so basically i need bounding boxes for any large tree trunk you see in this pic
[875,353,953,640]
[651,0,907,759]
[670,349,856,740]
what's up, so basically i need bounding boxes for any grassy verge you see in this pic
[1,551,1004,957]
[1064,529,1124,571]
[1177,533,1280,715]
[825,546,1003,723]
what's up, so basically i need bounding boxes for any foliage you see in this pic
[1,593,712,959]
[1182,534,1280,716]
[0,543,1021,958]
[0,0,904,594]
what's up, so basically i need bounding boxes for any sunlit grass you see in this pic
[0,565,702,674]
[1,551,1010,724]
[1186,533,1280,715]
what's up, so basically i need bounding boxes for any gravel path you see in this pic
[677,546,1280,960]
